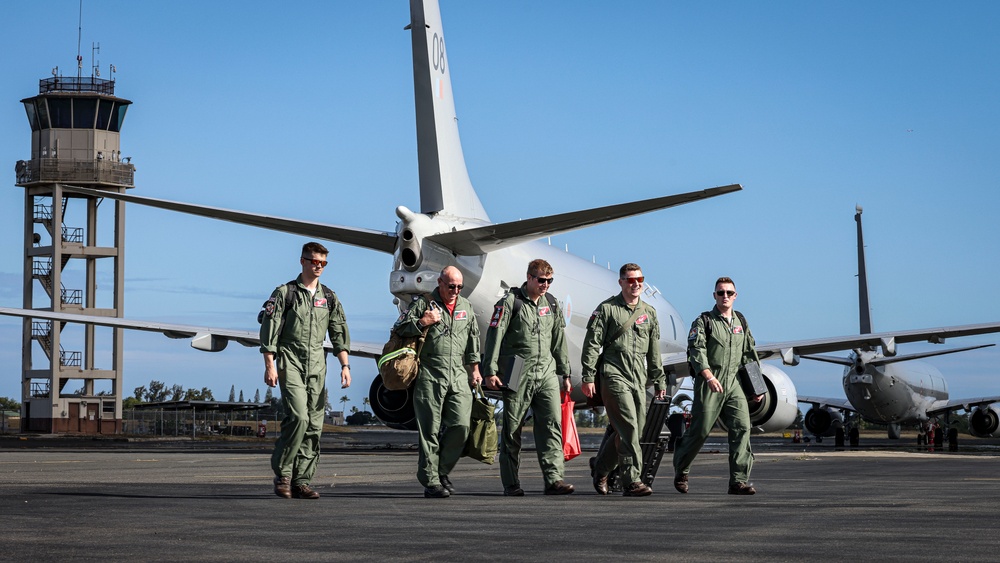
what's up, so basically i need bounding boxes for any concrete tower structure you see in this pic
[14,69,135,433]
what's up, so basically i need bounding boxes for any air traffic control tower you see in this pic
[13,67,135,433]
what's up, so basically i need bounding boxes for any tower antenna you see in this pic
[76,0,83,79]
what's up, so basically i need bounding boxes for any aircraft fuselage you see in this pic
[842,352,948,424]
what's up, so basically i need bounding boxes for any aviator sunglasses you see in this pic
[623,276,644,285]
[532,275,554,285]
[302,257,328,268]
[716,290,736,297]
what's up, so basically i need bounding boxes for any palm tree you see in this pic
[362,397,371,414]
[339,395,350,425]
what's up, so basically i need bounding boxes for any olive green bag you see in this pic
[463,384,498,464]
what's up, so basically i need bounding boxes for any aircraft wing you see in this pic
[60,185,398,254]
[798,396,856,412]
[0,307,382,359]
[426,184,741,255]
[927,397,1000,417]
[755,321,1000,365]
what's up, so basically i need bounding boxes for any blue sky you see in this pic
[2,1,999,414]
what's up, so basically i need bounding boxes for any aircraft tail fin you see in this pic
[408,0,488,221]
[855,205,873,334]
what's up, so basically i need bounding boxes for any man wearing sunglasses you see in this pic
[673,276,758,495]
[581,263,667,496]
[260,242,351,500]
[483,259,575,496]
[392,266,482,498]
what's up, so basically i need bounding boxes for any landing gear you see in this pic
[849,426,860,447]
[888,423,901,440]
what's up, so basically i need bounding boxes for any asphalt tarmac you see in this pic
[2,431,999,561]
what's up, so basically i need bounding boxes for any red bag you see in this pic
[561,391,581,461]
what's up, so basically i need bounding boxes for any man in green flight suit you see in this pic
[261,242,351,500]
[393,266,482,498]
[483,259,575,496]
[673,276,759,495]
[581,263,668,496]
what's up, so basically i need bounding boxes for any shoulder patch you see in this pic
[589,310,601,322]
[489,304,504,328]
[264,297,276,317]
[687,327,698,341]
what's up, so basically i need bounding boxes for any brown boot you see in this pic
[674,473,689,494]
[728,482,756,495]
[544,480,575,495]
[273,476,291,499]
[623,481,653,497]
[291,483,320,499]
[593,473,609,495]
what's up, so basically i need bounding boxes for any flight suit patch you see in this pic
[314,298,328,308]
[636,314,648,325]
[264,298,276,317]
[489,304,504,327]
[733,325,743,334]
[454,310,468,321]
[539,306,551,317]
[687,327,698,341]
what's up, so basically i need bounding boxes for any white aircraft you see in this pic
[793,206,1000,442]
[4,0,1000,437]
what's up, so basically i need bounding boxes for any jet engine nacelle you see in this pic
[803,406,844,437]
[718,363,799,434]
[369,375,418,431]
[969,404,1000,438]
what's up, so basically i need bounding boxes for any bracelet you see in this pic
[342,365,350,370]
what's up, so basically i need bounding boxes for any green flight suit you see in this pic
[673,306,756,486]
[581,294,665,485]
[394,289,480,488]
[260,275,350,486]
[483,285,571,490]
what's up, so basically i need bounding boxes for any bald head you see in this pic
[437,266,464,305]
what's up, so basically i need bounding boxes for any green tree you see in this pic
[133,386,146,401]
[362,397,371,414]
[253,389,260,403]
[346,411,376,426]
[0,397,22,411]
[228,385,236,402]
[339,395,350,424]
[169,384,184,401]
[144,381,168,402]
[183,387,215,401]
[264,387,273,403]
[238,390,245,402]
